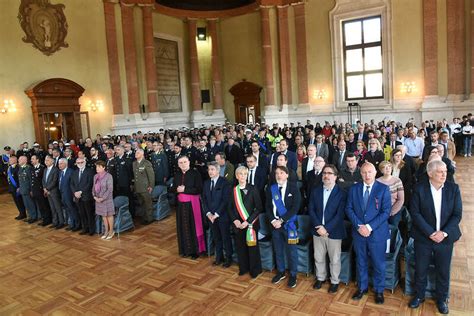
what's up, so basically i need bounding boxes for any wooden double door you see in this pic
[25,78,90,146]
[230,80,262,124]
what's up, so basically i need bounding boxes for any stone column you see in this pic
[103,0,123,114]
[423,0,438,97]
[142,5,158,113]
[277,5,292,106]
[293,3,309,105]
[188,19,202,112]
[208,19,223,110]
[260,7,275,107]
[447,0,466,100]
[121,3,140,114]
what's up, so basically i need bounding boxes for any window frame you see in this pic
[342,15,384,101]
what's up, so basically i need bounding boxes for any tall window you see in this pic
[343,16,383,100]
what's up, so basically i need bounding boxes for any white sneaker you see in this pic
[464,154,467,157]
[469,153,472,157]
[106,231,115,240]
[101,232,108,239]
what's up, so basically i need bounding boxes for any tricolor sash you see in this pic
[271,184,298,244]
[233,186,257,247]
[177,193,206,253]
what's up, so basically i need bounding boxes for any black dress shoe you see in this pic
[352,289,368,300]
[408,297,425,309]
[287,276,297,288]
[375,292,384,304]
[79,231,88,235]
[89,232,95,236]
[72,227,81,232]
[28,219,37,224]
[328,283,339,293]
[436,300,449,314]
[313,280,324,289]
[222,260,232,268]
[55,224,65,229]
[190,254,198,260]
[15,215,26,220]
[271,272,286,284]
[238,270,247,276]
[41,222,51,227]
[213,259,223,266]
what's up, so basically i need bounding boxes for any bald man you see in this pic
[346,162,391,304]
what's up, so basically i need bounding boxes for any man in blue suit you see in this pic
[346,162,391,304]
[245,154,267,197]
[271,139,297,172]
[201,162,233,268]
[58,158,80,231]
[266,166,301,288]
[408,160,462,315]
[308,164,347,293]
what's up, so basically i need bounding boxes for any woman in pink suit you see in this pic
[93,161,115,240]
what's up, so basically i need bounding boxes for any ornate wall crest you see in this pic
[18,0,68,56]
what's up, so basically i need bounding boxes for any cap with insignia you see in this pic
[33,143,40,147]
[4,146,11,151]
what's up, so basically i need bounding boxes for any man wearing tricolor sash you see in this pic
[266,166,301,288]
[228,166,263,278]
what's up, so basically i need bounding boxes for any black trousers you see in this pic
[77,199,96,233]
[33,195,52,224]
[116,186,135,217]
[10,192,26,216]
[234,227,262,277]
[414,240,453,302]
[210,217,233,261]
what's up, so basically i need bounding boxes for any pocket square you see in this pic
[288,193,293,197]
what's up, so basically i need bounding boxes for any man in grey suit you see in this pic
[43,155,65,229]
[315,135,329,162]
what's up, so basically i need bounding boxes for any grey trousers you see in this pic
[313,235,342,284]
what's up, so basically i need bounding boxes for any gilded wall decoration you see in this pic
[18,0,68,56]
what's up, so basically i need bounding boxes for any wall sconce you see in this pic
[88,100,104,112]
[400,81,416,94]
[312,89,327,100]
[0,99,17,114]
[197,27,206,41]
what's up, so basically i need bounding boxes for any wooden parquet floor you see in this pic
[1,159,474,315]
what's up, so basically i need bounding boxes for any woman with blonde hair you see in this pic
[361,138,385,177]
[228,166,263,278]
[296,144,307,181]
[376,161,404,228]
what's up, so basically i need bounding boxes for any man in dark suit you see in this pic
[43,155,65,228]
[224,137,244,167]
[70,157,95,235]
[250,140,269,171]
[271,139,297,172]
[30,154,52,226]
[269,154,298,185]
[346,162,391,304]
[332,139,349,171]
[201,162,233,267]
[305,156,325,198]
[301,145,316,187]
[408,160,462,315]
[266,166,301,288]
[308,165,347,293]
[385,132,402,150]
[355,126,368,144]
[245,154,267,197]
[305,130,317,147]
[58,158,80,231]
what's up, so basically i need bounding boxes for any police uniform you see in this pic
[7,163,26,219]
[18,164,38,222]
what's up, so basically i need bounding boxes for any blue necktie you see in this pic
[363,185,370,210]
[60,170,64,186]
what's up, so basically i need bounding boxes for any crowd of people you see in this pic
[1,113,472,314]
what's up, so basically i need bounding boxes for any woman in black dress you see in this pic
[228,166,263,278]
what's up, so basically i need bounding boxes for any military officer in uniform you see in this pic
[113,145,134,213]
[31,154,52,226]
[18,156,38,223]
[151,141,169,188]
[133,149,155,225]
[7,155,26,220]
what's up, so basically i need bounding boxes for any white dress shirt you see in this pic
[306,157,315,173]
[322,185,334,225]
[248,168,256,185]
[430,181,443,231]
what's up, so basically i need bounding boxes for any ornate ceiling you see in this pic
[155,0,256,11]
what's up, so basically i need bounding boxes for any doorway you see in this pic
[25,78,90,146]
[229,80,262,124]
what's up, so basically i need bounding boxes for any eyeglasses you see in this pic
[322,172,335,175]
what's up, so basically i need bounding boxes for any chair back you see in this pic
[297,215,312,241]
[114,196,129,210]
[258,213,271,236]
